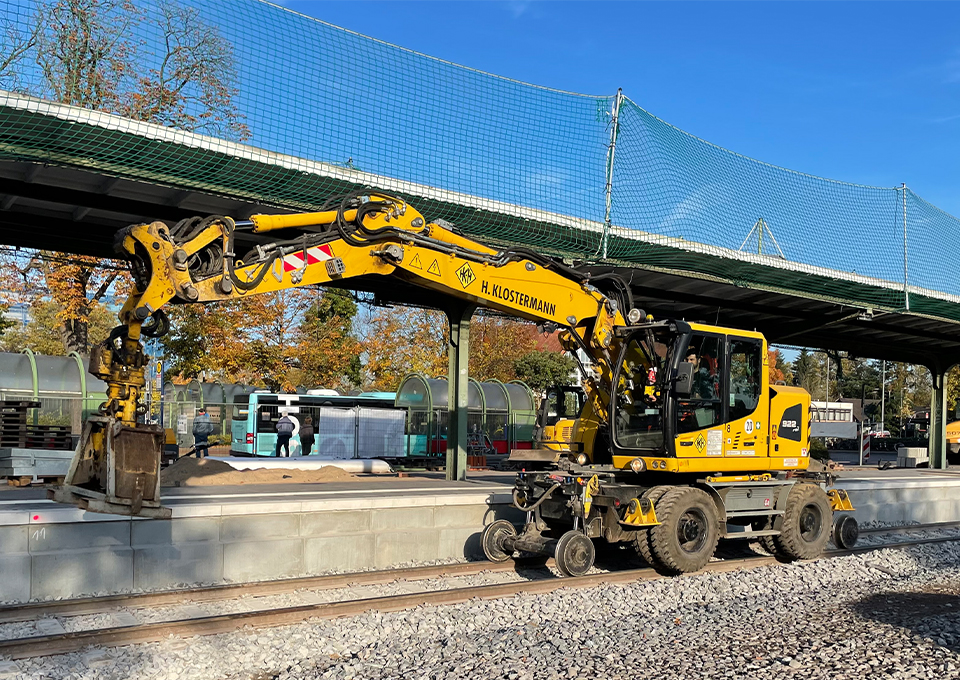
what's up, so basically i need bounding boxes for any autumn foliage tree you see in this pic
[159,288,362,392]
[361,306,447,391]
[292,290,362,390]
[0,0,248,355]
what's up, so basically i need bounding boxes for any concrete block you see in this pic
[219,501,302,516]
[28,521,131,552]
[433,504,493,529]
[489,504,526,524]
[0,525,27,553]
[223,539,302,582]
[300,510,372,537]
[220,514,300,542]
[371,506,435,532]
[304,534,376,573]
[375,530,439,568]
[439,527,484,560]
[132,517,220,547]
[32,548,133,599]
[0,553,30,603]
[134,543,224,590]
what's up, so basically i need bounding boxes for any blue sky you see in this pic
[284,1,960,217]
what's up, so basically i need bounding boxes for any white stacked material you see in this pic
[897,447,929,468]
[0,447,73,479]
[218,456,393,474]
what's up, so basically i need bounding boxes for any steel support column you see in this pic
[445,304,476,481]
[930,368,949,470]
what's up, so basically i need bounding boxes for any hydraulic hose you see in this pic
[512,482,562,512]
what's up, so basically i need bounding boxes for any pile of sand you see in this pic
[160,456,356,487]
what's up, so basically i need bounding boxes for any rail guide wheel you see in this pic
[481,519,517,563]
[833,514,859,549]
[554,530,595,577]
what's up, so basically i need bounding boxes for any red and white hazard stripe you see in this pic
[862,431,871,461]
[282,244,334,273]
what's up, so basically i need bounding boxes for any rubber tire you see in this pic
[632,486,670,567]
[648,487,720,575]
[758,534,779,557]
[481,520,517,563]
[773,484,832,561]
[833,514,859,549]
[555,530,596,577]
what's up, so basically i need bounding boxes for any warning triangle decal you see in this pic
[427,259,441,276]
[410,253,423,270]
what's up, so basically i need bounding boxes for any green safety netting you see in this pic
[0,0,959,320]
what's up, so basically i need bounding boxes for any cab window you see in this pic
[613,330,671,451]
[729,338,762,421]
[676,334,723,433]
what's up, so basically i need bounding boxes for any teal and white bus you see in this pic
[231,392,398,457]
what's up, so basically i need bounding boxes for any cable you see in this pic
[512,483,561,511]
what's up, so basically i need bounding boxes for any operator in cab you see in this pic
[684,346,717,400]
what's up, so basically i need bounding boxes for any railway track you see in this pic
[0,524,957,660]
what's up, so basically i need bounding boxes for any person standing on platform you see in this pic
[300,415,315,456]
[276,413,295,457]
[191,408,214,458]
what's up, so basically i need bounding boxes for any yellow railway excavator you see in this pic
[49,192,858,575]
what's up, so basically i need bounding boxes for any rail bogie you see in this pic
[483,467,856,576]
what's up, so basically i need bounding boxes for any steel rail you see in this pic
[0,535,957,660]
[0,559,551,624]
[859,520,960,535]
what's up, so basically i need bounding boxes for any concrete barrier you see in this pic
[0,490,522,603]
[840,476,960,525]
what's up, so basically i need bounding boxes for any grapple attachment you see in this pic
[48,416,170,518]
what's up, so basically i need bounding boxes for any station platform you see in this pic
[1,467,959,604]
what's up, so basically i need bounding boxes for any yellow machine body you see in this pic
[50,188,852,581]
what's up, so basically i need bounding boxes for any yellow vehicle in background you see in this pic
[537,386,585,453]
[947,420,960,457]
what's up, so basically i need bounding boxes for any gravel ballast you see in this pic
[5,541,960,680]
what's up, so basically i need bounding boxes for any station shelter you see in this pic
[394,373,538,458]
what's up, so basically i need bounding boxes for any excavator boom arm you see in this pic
[53,193,628,517]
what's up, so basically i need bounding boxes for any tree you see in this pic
[514,351,577,392]
[469,316,556,382]
[158,300,247,380]
[792,349,818,394]
[123,0,249,139]
[35,0,139,111]
[35,256,125,355]
[768,349,792,384]
[0,11,38,91]
[290,289,362,391]
[361,305,447,391]
[8,0,249,355]
[0,298,116,355]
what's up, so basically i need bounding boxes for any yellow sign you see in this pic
[455,262,476,288]
[427,259,441,276]
[410,253,423,270]
[695,433,706,453]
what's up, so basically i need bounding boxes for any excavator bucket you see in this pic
[48,416,171,519]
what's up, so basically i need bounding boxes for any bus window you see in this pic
[232,395,249,421]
